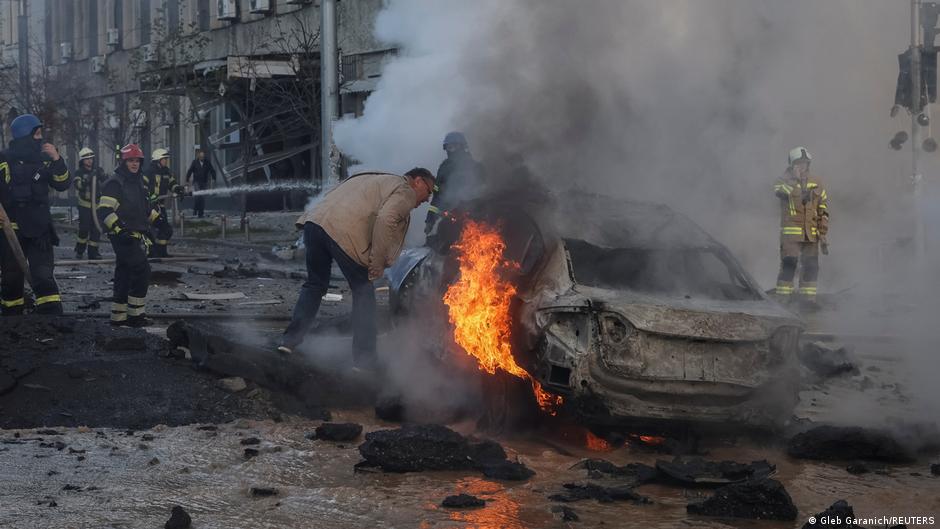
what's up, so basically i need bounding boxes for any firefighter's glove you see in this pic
[172,185,186,198]
[112,229,136,245]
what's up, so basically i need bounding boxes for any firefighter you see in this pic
[0,114,70,315]
[73,147,105,260]
[425,131,485,237]
[97,144,165,327]
[142,148,184,258]
[774,146,830,306]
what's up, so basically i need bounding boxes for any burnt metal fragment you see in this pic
[655,457,774,486]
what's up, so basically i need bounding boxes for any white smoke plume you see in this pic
[335,1,939,425]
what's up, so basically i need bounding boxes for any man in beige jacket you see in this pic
[277,168,435,362]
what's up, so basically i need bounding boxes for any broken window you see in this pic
[564,239,761,301]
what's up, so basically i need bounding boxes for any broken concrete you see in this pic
[655,457,775,486]
[356,424,533,480]
[800,342,859,378]
[787,425,915,463]
[314,422,363,442]
[250,487,279,497]
[441,494,485,508]
[686,478,798,521]
[548,483,651,504]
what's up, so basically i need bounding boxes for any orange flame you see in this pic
[637,435,666,446]
[443,220,563,414]
[585,431,613,452]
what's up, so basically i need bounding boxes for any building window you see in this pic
[198,0,210,31]
[113,0,123,50]
[141,0,151,46]
[88,0,99,57]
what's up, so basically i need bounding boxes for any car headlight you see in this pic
[602,314,634,344]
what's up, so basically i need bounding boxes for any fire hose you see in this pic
[90,172,103,235]
[0,202,33,286]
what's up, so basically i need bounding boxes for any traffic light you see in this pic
[894,48,937,112]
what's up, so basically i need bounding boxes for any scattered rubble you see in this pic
[686,478,798,521]
[548,483,651,504]
[551,505,580,521]
[846,462,870,475]
[801,500,862,529]
[218,377,248,392]
[655,457,775,486]
[356,424,533,480]
[441,494,485,508]
[250,487,279,497]
[787,426,915,463]
[799,342,859,378]
[244,448,260,459]
[314,422,363,441]
[571,459,660,486]
[164,505,192,529]
[240,437,261,445]
[0,315,280,429]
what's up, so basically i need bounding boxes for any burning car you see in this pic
[387,193,803,428]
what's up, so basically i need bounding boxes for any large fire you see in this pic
[443,219,563,414]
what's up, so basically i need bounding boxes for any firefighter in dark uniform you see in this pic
[424,131,485,239]
[0,114,70,315]
[97,144,164,327]
[73,147,105,260]
[142,148,184,258]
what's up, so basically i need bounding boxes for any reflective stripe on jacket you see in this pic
[774,170,829,243]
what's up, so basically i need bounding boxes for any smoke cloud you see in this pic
[336,1,938,425]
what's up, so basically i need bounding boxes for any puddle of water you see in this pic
[0,414,938,529]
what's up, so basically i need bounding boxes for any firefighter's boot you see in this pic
[74,241,86,259]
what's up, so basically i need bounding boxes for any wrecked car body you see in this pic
[387,194,803,428]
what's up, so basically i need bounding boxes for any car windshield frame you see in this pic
[563,238,764,301]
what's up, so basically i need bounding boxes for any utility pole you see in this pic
[912,0,926,261]
[18,0,30,110]
[320,0,339,188]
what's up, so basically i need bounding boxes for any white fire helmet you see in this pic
[788,146,812,166]
[79,147,95,160]
[151,148,171,161]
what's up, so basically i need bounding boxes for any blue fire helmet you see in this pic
[443,131,468,148]
[11,114,42,140]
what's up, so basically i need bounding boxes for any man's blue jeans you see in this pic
[282,222,377,364]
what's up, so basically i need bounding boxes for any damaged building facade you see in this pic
[0,0,390,208]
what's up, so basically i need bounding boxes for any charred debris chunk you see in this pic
[571,459,660,486]
[787,425,915,463]
[801,500,863,529]
[314,422,363,442]
[356,424,533,480]
[655,457,775,486]
[441,494,485,508]
[164,505,192,529]
[799,341,859,378]
[548,483,651,505]
[686,478,798,521]
[551,505,580,522]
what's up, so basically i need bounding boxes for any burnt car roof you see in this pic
[464,191,718,250]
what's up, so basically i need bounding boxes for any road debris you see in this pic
[441,494,485,508]
[548,483,651,504]
[314,422,363,442]
[164,505,192,529]
[686,478,798,521]
[787,425,915,463]
[800,341,859,378]
[551,505,580,521]
[655,457,775,486]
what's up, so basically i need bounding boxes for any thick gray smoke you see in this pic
[336,1,939,425]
